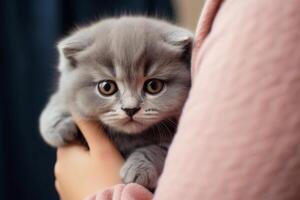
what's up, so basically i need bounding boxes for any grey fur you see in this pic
[39,16,192,189]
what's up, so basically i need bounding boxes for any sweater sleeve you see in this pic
[154,0,300,199]
[84,183,153,200]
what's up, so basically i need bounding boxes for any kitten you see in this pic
[39,16,192,189]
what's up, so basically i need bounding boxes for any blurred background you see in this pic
[0,0,204,199]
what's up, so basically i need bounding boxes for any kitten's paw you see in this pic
[120,156,158,189]
[41,116,78,147]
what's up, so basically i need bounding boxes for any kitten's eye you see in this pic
[144,79,164,95]
[97,80,118,96]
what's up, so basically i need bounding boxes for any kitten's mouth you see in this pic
[118,117,146,134]
[123,117,139,125]
[122,117,145,128]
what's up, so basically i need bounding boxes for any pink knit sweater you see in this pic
[86,0,300,199]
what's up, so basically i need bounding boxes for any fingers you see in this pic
[55,146,89,200]
[72,114,121,156]
[55,163,63,199]
[56,144,85,160]
[55,180,60,193]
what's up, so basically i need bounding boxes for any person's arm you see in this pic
[154,0,300,199]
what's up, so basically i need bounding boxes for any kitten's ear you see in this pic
[164,28,194,64]
[57,34,92,72]
[164,28,193,48]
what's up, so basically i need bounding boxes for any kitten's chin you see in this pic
[103,120,149,135]
[117,121,147,134]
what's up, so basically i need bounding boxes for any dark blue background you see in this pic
[0,1,174,199]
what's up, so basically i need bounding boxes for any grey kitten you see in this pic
[39,16,192,189]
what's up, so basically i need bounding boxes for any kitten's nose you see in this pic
[121,107,140,117]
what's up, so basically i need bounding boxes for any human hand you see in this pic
[54,115,124,200]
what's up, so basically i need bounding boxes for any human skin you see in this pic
[54,115,124,200]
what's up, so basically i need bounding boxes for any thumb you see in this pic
[72,114,120,156]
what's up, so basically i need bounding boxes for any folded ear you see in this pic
[164,28,194,64]
[57,33,93,72]
[165,28,193,47]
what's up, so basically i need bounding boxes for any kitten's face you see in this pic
[59,17,192,134]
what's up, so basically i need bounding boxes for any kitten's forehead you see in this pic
[109,19,151,81]
[107,21,181,81]
[111,19,147,62]
[78,17,189,84]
